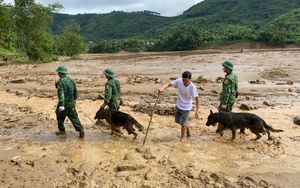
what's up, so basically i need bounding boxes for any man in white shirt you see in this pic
[158,71,200,142]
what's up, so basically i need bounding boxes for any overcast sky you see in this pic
[4,0,203,17]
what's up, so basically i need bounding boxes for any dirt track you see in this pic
[0,48,300,187]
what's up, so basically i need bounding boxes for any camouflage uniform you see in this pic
[55,76,84,133]
[219,61,238,112]
[104,78,121,110]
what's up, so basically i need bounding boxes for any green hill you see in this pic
[183,0,300,29]
[257,8,300,44]
[51,11,174,42]
[50,0,300,43]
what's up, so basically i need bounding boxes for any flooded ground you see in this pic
[0,48,300,187]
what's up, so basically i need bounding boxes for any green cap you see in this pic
[103,68,115,78]
[222,60,234,70]
[56,66,69,74]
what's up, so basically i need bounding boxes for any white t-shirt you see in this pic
[171,78,199,111]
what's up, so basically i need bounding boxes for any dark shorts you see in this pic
[174,106,190,126]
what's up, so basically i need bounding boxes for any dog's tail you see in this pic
[263,120,284,132]
[132,119,144,131]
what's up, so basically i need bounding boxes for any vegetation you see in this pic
[13,0,63,61]
[2,0,300,60]
[55,20,86,56]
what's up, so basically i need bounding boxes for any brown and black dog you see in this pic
[94,108,144,139]
[206,110,283,141]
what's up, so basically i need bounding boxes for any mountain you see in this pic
[182,0,300,29]
[51,11,175,42]
[50,0,300,43]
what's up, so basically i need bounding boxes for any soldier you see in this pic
[100,68,122,110]
[219,60,238,112]
[55,66,84,138]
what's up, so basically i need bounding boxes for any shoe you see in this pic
[180,138,185,142]
[55,130,66,135]
[79,130,84,138]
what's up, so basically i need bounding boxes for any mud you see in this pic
[0,48,300,187]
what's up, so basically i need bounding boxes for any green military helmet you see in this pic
[56,66,69,74]
[222,60,234,70]
[103,68,115,78]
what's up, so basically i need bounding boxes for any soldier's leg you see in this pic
[66,107,83,131]
[108,102,119,111]
[56,107,67,133]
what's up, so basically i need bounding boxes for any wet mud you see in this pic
[0,48,300,187]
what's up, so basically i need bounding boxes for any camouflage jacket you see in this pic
[104,78,121,106]
[220,71,238,105]
[56,76,78,107]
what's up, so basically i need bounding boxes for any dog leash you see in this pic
[143,93,160,145]
[77,105,105,133]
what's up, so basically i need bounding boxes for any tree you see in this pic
[13,0,62,61]
[56,20,86,56]
[0,1,10,47]
[153,26,212,51]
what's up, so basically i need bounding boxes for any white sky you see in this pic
[3,0,203,17]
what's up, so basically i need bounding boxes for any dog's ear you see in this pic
[94,109,100,120]
[94,113,98,120]
[210,110,213,115]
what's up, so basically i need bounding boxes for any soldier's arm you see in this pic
[101,84,112,108]
[73,80,78,100]
[221,79,231,105]
[57,83,65,106]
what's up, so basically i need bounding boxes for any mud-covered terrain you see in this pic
[0,48,300,187]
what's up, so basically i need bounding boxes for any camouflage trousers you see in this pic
[55,106,83,132]
[218,101,235,112]
[108,99,121,110]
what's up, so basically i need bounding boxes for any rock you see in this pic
[211,90,218,94]
[293,116,300,125]
[154,78,162,83]
[196,75,208,83]
[198,86,204,90]
[115,171,141,177]
[143,148,156,159]
[286,80,293,85]
[158,155,175,166]
[288,87,297,92]
[116,161,145,171]
[135,146,147,153]
[249,79,265,84]
[239,104,251,110]
[144,168,161,180]
[263,101,274,107]
[10,79,26,83]
[124,152,141,161]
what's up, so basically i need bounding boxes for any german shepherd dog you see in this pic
[205,110,283,141]
[94,108,144,139]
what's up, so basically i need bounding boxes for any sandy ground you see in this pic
[0,47,300,187]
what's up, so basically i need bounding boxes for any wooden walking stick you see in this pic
[143,93,160,145]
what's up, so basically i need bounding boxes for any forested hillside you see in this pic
[51,0,300,42]
[2,0,300,61]
[183,0,300,29]
[51,11,174,42]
